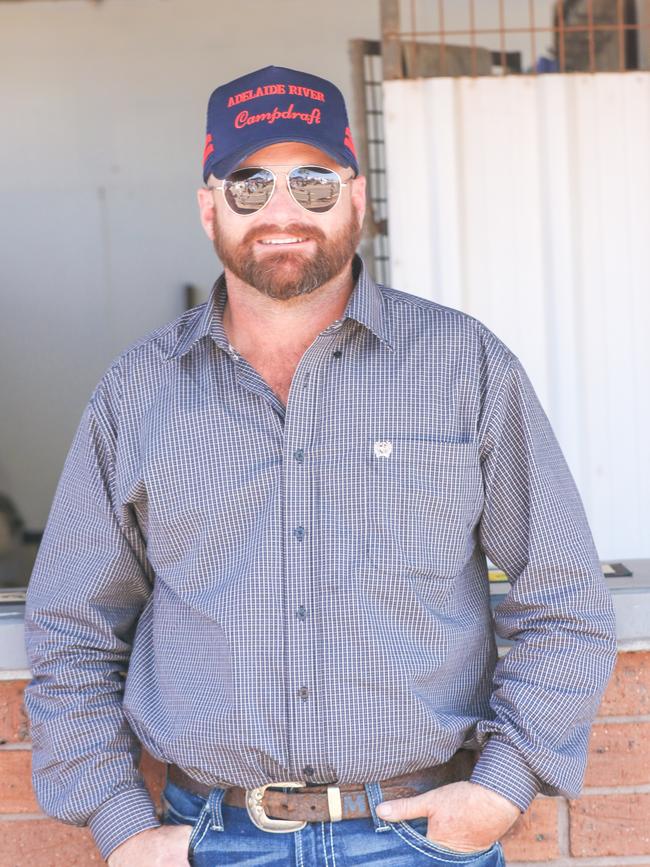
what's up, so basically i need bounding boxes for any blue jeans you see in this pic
[161,775,506,866]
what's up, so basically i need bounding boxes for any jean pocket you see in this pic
[161,780,206,826]
[393,817,501,863]
[186,800,212,864]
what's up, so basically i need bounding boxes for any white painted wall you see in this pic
[2,0,633,550]
[0,0,380,528]
[383,73,650,559]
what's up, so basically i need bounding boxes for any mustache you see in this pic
[242,223,326,245]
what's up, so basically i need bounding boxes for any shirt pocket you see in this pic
[365,437,482,580]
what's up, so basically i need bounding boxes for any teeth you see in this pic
[260,238,306,245]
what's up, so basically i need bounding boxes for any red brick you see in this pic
[569,793,650,857]
[599,651,650,716]
[585,721,650,786]
[0,747,166,811]
[0,751,39,813]
[500,796,559,862]
[0,681,31,744]
[139,750,166,811]
[0,818,105,866]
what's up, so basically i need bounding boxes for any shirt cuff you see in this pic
[469,737,542,813]
[88,786,161,861]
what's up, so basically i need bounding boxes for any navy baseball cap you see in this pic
[202,65,359,181]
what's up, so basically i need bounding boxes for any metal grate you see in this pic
[381,0,649,78]
[350,40,391,286]
[350,2,649,286]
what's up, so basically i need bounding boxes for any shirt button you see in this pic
[298,686,309,700]
[303,765,315,776]
[296,605,307,620]
[294,526,305,541]
[333,350,342,359]
[294,448,304,463]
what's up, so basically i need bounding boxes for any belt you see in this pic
[166,749,478,832]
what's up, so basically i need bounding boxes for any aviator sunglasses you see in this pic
[209,164,354,216]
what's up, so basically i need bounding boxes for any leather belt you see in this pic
[167,749,478,824]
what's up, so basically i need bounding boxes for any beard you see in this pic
[212,205,363,301]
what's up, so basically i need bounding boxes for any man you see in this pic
[24,65,617,867]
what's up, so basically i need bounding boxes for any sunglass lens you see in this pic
[288,166,341,213]
[223,168,274,215]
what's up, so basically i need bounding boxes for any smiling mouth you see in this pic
[257,237,310,246]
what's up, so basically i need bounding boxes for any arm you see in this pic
[469,354,618,811]
[23,368,161,861]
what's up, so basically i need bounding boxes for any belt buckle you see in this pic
[245,781,308,833]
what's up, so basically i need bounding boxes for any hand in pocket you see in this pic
[107,824,193,866]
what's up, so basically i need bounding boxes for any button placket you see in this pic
[224,341,288,421]
[282,335,344,782]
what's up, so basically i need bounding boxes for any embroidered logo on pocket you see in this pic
[373,440,393,458]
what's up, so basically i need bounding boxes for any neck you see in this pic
[221,260,356,358]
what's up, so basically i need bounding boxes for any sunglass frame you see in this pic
[209,164,352,216]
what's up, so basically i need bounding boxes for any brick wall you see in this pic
[1,650,648,866]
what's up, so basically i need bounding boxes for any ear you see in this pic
[197,185,217,240]
[350,173,367,230]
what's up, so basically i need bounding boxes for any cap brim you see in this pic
[205,135,357,181]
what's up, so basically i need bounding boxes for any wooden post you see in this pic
[640,0,650,69]
[381,0,403,80]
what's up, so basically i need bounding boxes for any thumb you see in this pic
[376,791,431,822]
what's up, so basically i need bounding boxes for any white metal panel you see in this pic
[383,73,650,559]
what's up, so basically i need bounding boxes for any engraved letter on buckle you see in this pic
[245,781,308,832]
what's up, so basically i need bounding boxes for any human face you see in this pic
[197,142,366,300]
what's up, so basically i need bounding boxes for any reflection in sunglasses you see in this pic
[211,165,352,216]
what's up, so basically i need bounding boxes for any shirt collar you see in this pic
[165,254,393,361]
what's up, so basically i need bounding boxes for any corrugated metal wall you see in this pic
[383,73,650,559]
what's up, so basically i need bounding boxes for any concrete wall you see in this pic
[1,0,629,532]
[0,0,380,529]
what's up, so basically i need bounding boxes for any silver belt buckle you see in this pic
[245,781,308,832]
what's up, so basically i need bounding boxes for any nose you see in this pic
[259,174,307,224]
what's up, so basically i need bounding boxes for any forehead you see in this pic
[238,141,343,170]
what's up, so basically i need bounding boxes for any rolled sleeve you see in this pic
[469,737,541,812]
[23,367,159,859]
[88,788,161,861]
[470,354,618,811]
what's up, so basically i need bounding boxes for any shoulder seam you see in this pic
[106,302,209,373]
[380,285,492,327]
[481,355,517,461]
